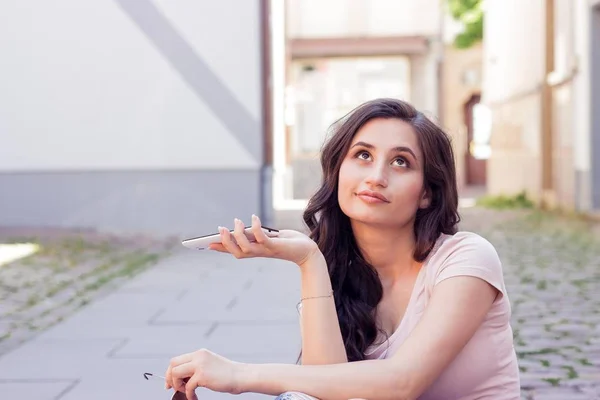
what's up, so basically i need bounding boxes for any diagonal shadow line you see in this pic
[54,379,81,400]
[113,0,260,160]
[106,338,130,358]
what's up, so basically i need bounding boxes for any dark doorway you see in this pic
[464,94,487,186]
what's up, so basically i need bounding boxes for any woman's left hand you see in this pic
[165,348,243,400]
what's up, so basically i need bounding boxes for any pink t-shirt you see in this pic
[364,231,521,399]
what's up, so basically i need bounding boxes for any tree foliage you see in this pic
[448,0,483,49]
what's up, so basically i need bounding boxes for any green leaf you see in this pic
[447,0,484,49]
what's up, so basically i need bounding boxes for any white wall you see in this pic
[0,0,262,171]
[410,51,440,117]
[572,0,592,174]
[482,0,545,158]
[482,0,544,106]
[481,0,545,198]
[286,0,442,38]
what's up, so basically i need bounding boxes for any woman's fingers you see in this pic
[166,352,193,390]
[232,218,254,254]
[171,362,196,395]
[185,375,200,400]
[218,226,244,258]
[208,243,227,252]
[207,215,276,257]
[251,214,270,245]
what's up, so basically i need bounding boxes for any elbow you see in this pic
[389,382,419,400]
[386,363,422,400]
[387,381,414,400]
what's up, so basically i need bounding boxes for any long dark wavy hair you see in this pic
[302,98,460,362]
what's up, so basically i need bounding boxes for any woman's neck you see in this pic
[350,221,421,284]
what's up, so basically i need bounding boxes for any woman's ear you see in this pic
[419,189,431,209]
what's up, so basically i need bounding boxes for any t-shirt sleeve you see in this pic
[434,232,506,298]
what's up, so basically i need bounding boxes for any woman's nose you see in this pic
[364,164,388,187]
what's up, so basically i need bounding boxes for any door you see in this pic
[464,94,488,186]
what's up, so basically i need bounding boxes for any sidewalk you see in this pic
[2,207,599,399]
[0,248,302,399]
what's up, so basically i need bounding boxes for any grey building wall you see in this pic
[0,170,262,238]
[0,0,269,238]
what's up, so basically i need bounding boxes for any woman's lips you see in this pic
[356,190,390,204]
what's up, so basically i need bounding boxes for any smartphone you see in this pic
[181,225,280,250]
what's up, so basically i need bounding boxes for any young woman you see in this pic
[164,98,521,400]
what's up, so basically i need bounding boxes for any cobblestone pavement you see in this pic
[0,227,173,356]
[459,209,600,400]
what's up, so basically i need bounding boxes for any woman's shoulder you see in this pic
[426,231,503,277]
[424,231,508,300]
[434,231,500,261]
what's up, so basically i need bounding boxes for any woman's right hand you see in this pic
[208,215,321,268]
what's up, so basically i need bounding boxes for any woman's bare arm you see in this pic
[297,251,348,364]
[238,276,498,400]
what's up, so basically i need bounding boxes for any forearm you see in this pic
[239,359,409,400]
[298,251,347,364]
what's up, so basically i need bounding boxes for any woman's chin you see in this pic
[346,212,394,226]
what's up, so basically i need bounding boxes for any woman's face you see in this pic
[338,118,429,228]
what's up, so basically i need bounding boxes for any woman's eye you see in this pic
[357,151,370,160]
[394,157,409,167]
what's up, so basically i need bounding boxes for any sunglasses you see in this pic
[144,372,189,400]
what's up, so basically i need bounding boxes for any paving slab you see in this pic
[0,249,300,399]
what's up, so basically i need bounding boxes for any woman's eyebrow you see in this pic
[351,141,417,160]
